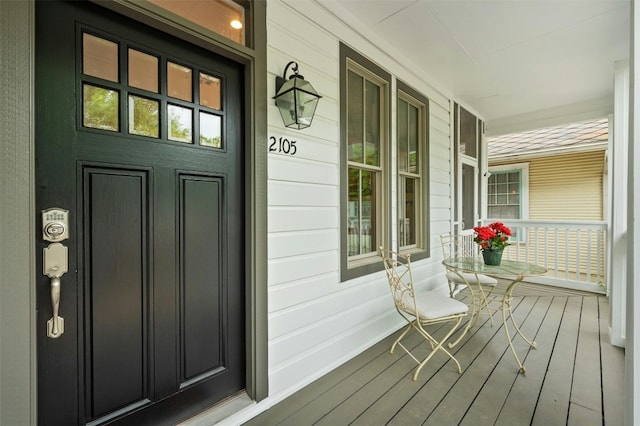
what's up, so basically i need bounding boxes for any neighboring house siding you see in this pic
[266,0,458,396]
[528,151,604,220]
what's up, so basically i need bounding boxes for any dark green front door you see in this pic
[36,2,245,424]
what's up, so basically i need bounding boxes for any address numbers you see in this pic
[269,136,297,156]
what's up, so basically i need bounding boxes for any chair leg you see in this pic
[390,323,413,354]
[412,316,464,380]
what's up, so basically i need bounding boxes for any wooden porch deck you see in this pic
[244,285,624,425]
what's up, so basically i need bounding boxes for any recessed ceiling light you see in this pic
[230,20,243,30]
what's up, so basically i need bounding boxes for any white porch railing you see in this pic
[480,219,607,294]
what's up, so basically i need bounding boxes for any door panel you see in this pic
[87,168,149,418]
[36,2,245,425]
[181,176,223,381]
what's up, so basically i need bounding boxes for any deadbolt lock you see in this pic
[42,208,69,242]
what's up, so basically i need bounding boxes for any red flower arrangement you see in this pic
[473,222,512,251]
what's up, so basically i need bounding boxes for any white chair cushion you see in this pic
[403,290,469,320]
[446,271,497,286]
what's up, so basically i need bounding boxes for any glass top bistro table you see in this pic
[442,257,547,374]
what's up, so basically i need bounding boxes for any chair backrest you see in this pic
[379,247,418,318]
[440,231,479,260]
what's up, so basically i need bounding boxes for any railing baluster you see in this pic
[565,229,569,281]
[543,228,548,271]
[553,228,560,278]
[576,230,581,282]
[597,230,603,285]
[586,229,592,283]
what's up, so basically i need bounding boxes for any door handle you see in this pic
[43,242,68,338]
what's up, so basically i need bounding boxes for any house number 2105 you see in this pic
[269,136,297,155]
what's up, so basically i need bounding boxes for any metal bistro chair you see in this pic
[440,232,499,327]
[380,247,469,380]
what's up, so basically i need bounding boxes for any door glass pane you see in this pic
[347,70,364,162]
[128,49,158,93]
[128,95,159,138]
[461,163,475,229]
[83,33,118,82]
[168,62,192,102]
[168,104,193,143]
[365,80,380,166]
[200,112,221,148]
[200,73,221,110]
[83,84,119,131]
[148,0,246,46]
[459,106,477,159]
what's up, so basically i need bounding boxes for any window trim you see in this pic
[340,43,391,282]
[396,80,430,260]
[487,162,529,220]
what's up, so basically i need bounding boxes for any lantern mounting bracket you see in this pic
[275,61,301,93]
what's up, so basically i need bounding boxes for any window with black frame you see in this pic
[340,43,391,281]
[397,82,429,257]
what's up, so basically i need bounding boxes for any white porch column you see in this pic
[610,60,628,348]
[627,2,639,425]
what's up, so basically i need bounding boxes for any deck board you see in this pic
[244,292,624,426]
[571,297,603,417]
[599,298,625,426]
[494,296,565,425]
[450,296,543,426]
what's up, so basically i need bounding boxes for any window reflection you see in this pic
[347,168,377,256]
[200,112,222,148]
[168,104,193,143]
[400,177,416,246]
[364,81,380,166]
[83,84,119,131]
[128,95,159,138]
[347,70,364,163]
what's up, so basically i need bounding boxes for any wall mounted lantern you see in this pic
[273,61,322,130]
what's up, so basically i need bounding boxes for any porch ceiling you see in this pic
[317,0,630,135]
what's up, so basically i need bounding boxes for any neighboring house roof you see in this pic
[487,118,608,161]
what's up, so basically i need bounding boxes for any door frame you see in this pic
[7,1,268,422]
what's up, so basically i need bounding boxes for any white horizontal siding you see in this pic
[265,0,459,398]
[268,251,338,285]
[269,155,338,185]
[269,181,338,207]
[268,206,338,232]
[268,272,341,312]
